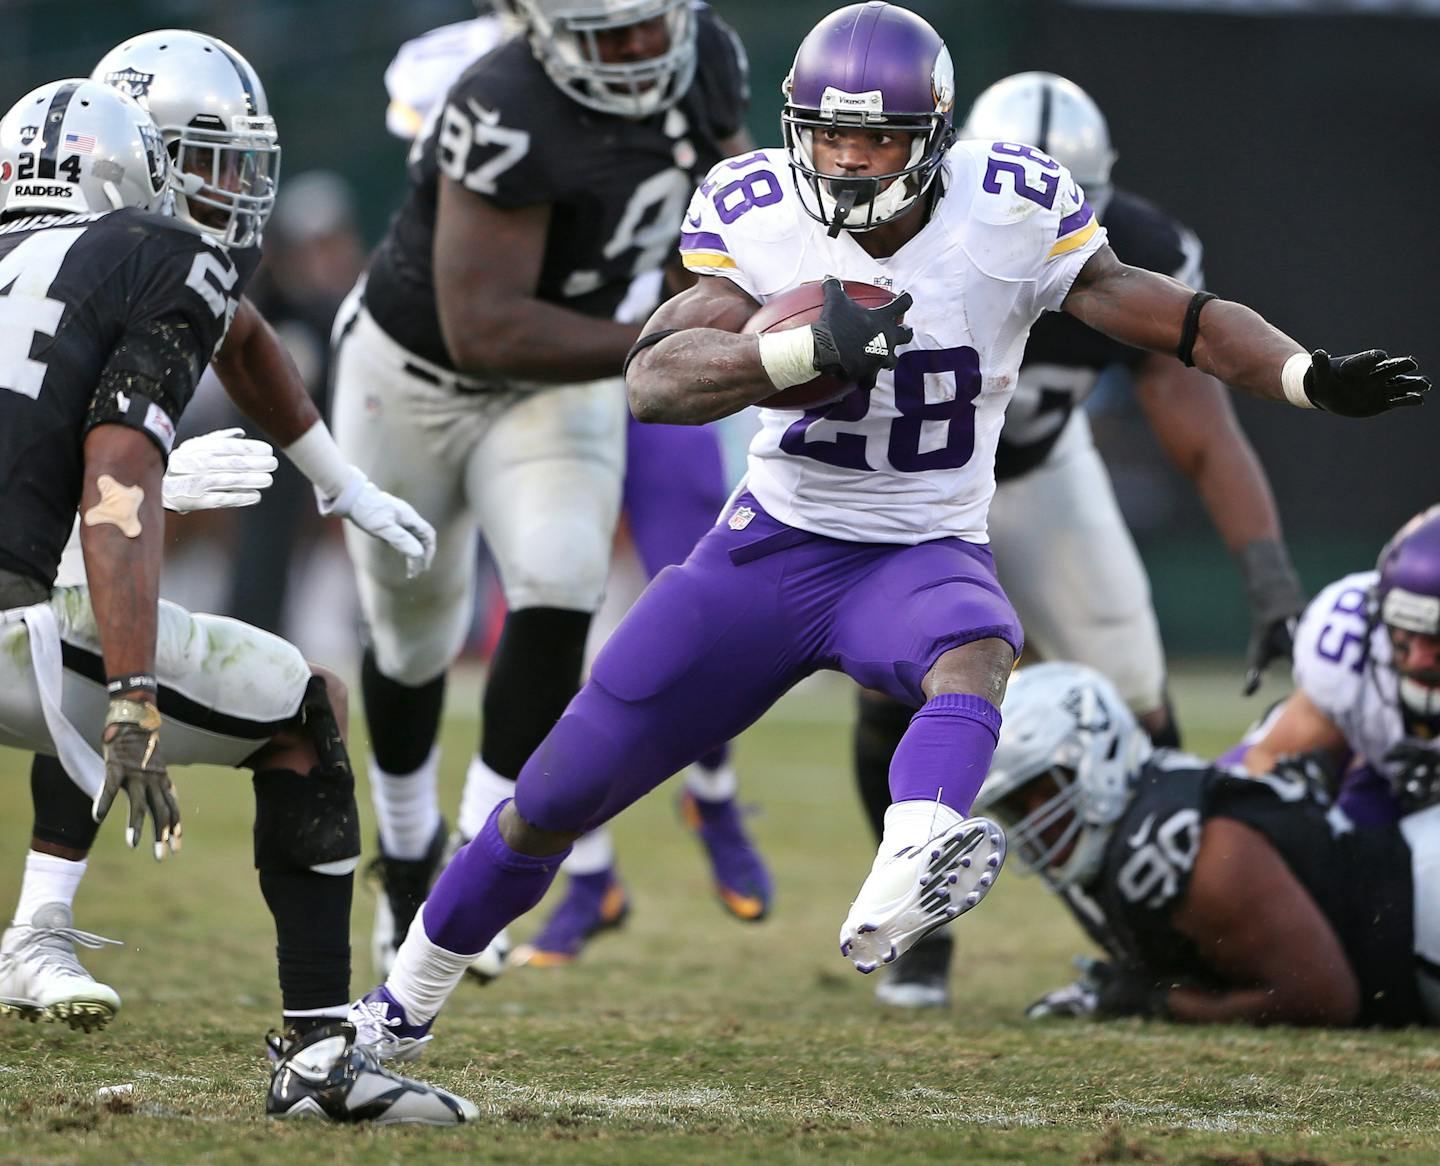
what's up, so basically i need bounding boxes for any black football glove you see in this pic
[1302,349,1429,417]
[1385,742,1440,814]
[1239,539,1306,697]
[810,276,913,393]
[93,698,181,861]
[1091,960,1172,1020]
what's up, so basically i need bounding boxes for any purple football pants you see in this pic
[623,416,729,772]
[515,492,1022,834]
[422,492,1022,956]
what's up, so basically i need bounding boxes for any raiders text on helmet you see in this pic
[92,30,280,248]
[513,0,698,118]
[0,79,169,219]
[782,2,955,236]
[975,663,1152,890]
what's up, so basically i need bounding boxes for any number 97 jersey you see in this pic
[680,139,1108,545]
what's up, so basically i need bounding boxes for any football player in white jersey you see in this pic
[1243,506,1440,825]
[859,71,1308,1009]
[346,2,1427,1056]
[351,0,766,973]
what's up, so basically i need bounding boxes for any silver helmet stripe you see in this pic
[208,38,260,116]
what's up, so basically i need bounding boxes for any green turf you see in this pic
[0,665,1428,1165]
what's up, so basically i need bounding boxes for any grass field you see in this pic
[0,664,1435,1165]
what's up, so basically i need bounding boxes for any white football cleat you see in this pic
[839,818,1005,974]
[0,903,122,1032]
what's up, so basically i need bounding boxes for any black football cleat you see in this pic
[266,1021,477,1126]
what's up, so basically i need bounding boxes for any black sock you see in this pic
[31,753,100,852]
[481,607,592,778]
[362,649,446,775]
[853,691,917,843]
[258,868,353,1015]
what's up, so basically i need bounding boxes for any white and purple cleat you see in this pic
[347,985,435,1063]
[839,818,1006,974]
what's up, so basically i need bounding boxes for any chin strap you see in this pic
[828,186,859,239]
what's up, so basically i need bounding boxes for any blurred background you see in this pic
[4,0,1436,668]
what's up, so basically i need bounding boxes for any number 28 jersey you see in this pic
[680,140,1107,544]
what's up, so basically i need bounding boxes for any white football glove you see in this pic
[318,467,437,578]
[162,428,278,513]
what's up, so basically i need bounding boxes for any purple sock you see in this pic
[887,693,1001,815]
[421,802,569,955]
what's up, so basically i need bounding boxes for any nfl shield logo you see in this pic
[728,505,755,531]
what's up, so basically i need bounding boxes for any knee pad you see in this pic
[252,764,361,877]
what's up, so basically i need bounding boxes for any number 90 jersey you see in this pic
[681,140,1107,544]
[1073,752,1419,1026]
[363,3,750,373]
[1293,570,1423,783]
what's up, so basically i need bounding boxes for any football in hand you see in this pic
[743,280,898,409]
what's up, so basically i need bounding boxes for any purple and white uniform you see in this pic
[419,136,1108,957]
[681,141,1105,545]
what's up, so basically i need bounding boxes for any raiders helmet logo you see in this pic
[105,68,155,104]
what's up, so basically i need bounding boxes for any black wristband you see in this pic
[108,674,157,697]
[1177,291,1218,368]
[622,329,680,377]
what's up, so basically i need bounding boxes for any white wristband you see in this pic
[282,421,355,500]
[1281,352,1316,410]
[756,326,818,390]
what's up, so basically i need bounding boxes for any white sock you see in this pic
[874,800,964,871]
[457,755,516,840]
[683,761,738,802]
[282,1005,349,1022]
[388,914,479,1023]
[560,828,614,876]
[370,747,442,861]
[14,850,87,926]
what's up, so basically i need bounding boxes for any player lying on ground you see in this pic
[980,662,1434,1027]
[338,2,1427,1060]
[0,74,468,1124]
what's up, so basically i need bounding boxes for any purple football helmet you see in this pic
[781,3,956,236]
[1374,505,1440,731]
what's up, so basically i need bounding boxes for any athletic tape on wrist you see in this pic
[1281,352,1316,409]
[757,327,818,390]
[282,421,355,499]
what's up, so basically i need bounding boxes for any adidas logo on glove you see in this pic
[864,333,889,358]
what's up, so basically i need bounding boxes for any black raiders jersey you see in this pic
[0,208,256,588]
[1065,752,1421,1027]
[995,188,1203,481]
[364,3,749,373]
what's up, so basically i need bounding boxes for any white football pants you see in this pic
[329,288,626,686]
[987,410,1167,714]
[0,588,312,778]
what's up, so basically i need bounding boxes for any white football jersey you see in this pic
[680,141,1107,544]
[1292,570,1435,780]
[383,16,510,141]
